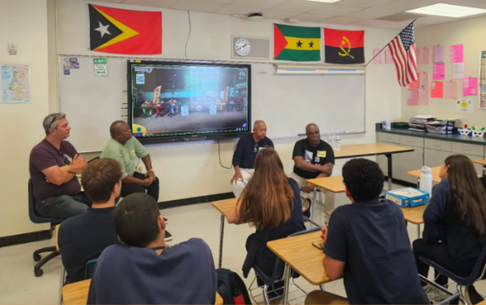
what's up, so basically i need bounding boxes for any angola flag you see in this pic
[88,4,162,55]
[324,28,365,64]
[274,24,321,62]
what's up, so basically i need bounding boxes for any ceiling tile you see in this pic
[229,0,289,10]
[293,13,332,22]
[413,15,456,26]
[171,0,224,12]
[262,10,300,20]
[121,0,178,6]
[344,7,399,19]
[311,4,364,16]
[351,19,402,29]
[189,0,234,4]
[271,0,329,13]
[322,16,366,24]
[440,0,486,9]
[214,5,264,15]
[376,0,444,13]
[336,0,396,8]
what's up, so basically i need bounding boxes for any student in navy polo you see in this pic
[231,120,274,197]
[29,113,91,220]
[306,159,428,305]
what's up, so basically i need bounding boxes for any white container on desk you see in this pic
[420,166,433,196]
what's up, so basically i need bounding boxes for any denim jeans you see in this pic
[35,192,92,220]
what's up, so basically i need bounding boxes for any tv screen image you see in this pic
[127,61,251,144]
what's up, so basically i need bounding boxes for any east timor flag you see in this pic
[324,28,364,64]
[274,24,321,62]
[88,4,161,55]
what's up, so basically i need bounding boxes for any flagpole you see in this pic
[365,19,416,66]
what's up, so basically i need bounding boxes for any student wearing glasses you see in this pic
[29,113,91,220]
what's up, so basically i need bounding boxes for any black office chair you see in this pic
[28,179,61,277]
[419,245,486,303]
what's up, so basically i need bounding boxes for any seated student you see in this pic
[29,113,90,220]
[58,159,121,284]
[306,158,428,305]
[291,123,335,220]
[100,120,171,241]
[413,155,486,304]
[231,120,274,198]
[87,193,216,304]
[227,148,305,282]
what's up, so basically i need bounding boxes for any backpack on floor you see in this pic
[216,268,251,305]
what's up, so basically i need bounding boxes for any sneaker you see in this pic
[164,230,173,242]
[163,217,168,224]
[465,285,484,305]
[303,198,312,218]
[423,284,450,304]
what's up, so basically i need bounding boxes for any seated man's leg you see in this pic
[290,173,313,214]
[120,174,146,198]
[36,195,90,220]
[305,290,349,305]
[323,189,336,223]
[232,169,254,198]
[146,177,160,202]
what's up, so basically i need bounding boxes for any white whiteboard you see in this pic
[59,56,365,152]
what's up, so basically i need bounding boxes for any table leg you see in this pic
[218,214,225,269]
[483,165,486,176]
[386,153,392,191]
[311,188,317,221]
[417,224,421,239]
[282,264,291,305]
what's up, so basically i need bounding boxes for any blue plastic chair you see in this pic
[84,258,98,280]
[419,245,486,303]
[28,179,62,277]
[250,227,321,304]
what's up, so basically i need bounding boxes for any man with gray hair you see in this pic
[231,120,274,197]
[29,113,91,220]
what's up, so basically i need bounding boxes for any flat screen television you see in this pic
[127,60,251,144]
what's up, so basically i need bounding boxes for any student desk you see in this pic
[62,279,224,305]
[473,159,486,175]
[401,205,426,239]
[335,143,414,191]
[212,198,238,269]
[267,231,334,305]
[408,166,443,184]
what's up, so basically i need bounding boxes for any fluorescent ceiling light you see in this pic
[407,3,486,18]
[306,0,341,3]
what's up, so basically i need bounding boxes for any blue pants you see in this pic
[36,192,92,220]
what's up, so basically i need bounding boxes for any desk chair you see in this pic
[28,179,61,277]
[248,227,321,305]
[419,246,486,304]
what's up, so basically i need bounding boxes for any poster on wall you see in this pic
[1,64,31,104]
[93,57,108,77]
[457,99,473,113]
[480,51,486,109]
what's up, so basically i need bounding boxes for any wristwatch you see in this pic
[148,169,155,172]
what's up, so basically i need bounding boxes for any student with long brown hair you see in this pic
[414,155,486,304]
[227,148,305,282]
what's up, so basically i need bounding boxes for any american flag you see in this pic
[388,22,417,87]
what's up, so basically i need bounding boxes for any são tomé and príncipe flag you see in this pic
[324,28,365,64]
[274,24,321,62]
[88,4,162,55]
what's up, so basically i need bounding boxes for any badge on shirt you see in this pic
[131,149,136,156]
[304,150,313,163]
[317,151,327,158]
[258,147,267,151]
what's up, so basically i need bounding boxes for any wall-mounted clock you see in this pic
[234,38,251,57]
[231,36,270,59]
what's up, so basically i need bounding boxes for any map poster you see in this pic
[1,64,31,104]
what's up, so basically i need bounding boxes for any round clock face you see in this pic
[235,38,251,57]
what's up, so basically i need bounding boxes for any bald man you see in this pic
[100,121,172,241]
[231,120,274,197]
[291,124,335,222]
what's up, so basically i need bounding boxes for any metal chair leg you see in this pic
[59,266,65,304]
[263,284,270,305]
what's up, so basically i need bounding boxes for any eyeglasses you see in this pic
[48,114,60,129]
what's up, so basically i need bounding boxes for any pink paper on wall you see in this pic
[373,49,384,65]
[385,48,393,65]
[431,81,444,98]
[463,77,478,96]
[418,47,429,65]
[433,45,445,63]
[433,63,445,80]
[420,72,429,90]
[407,89,419,106]
[409,73,420,89]
[444,81,458,99]
[418,89,429,105]
[450,45,464,63]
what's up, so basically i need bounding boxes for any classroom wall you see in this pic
[401,16,486,125]
[0,0,50,237]
[53,0,402,203]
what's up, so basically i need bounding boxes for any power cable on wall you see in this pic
[185,11,192,59]
[217,140,233,169]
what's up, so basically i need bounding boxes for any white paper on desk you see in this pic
[452,62,466,80]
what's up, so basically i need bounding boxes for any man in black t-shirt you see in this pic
[291,124,335,221]
[231,120,274,197]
